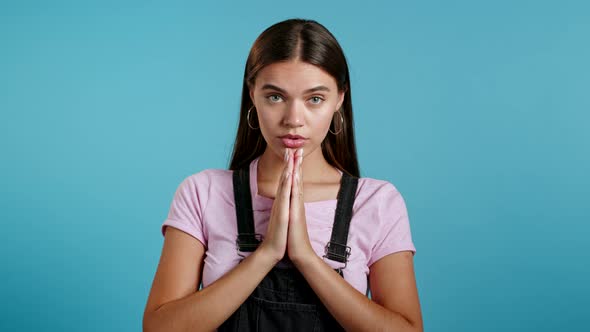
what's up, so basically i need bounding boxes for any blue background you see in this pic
[1,0,588,331]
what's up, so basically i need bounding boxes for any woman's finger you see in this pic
[297,148,303,196]
[277,148,294,203]
[262,148,294,260]
[291,148,304,204]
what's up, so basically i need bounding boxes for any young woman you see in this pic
[143,19,423,331]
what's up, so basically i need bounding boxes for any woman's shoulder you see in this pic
[354,176,406,206]
[167,168,236,211]
[353,176,410,227]
[356,175,402,195]
[175,168,234,193]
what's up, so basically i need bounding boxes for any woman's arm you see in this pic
[292,250,423,332]
[143,227,278,332]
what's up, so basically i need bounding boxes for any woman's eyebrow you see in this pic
[261,84,287,93]
[261,84,330,94]
[304,86,330,93]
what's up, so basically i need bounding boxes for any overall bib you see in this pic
[217,166,359,332]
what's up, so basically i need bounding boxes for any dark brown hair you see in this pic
[229,18,360,177]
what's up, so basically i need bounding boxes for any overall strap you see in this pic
[233,167,261,252]
[323,172,359,268]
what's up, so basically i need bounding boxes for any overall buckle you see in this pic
[322,241,351,269]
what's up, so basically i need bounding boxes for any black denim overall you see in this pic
[217,166,359,332]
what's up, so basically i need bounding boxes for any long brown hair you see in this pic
[229,19,360,177]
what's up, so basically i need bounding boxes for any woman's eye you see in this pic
[268,95,283,102]
[310,96,324,104]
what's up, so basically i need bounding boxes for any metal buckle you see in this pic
[235,233,263,251]
[322,241,351,269]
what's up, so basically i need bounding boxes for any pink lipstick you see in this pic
[279,134,307,148]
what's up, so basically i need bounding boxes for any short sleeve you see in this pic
[161,173,209,248]
[368,183,416,267]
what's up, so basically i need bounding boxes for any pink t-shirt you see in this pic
[161,157,416,295]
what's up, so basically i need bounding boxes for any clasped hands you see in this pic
[260,148,316,266]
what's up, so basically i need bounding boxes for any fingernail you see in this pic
[284,149,288,161]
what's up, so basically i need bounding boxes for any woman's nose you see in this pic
[282,100,304,127]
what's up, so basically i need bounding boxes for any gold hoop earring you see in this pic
[329,110,344,135]
[247,106,259,130]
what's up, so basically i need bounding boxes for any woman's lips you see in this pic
[280,137,306,148]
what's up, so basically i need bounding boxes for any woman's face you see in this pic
[249,60,345,160]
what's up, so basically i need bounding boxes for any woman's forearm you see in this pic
[292,254,420,332]
[144,247,278,332]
